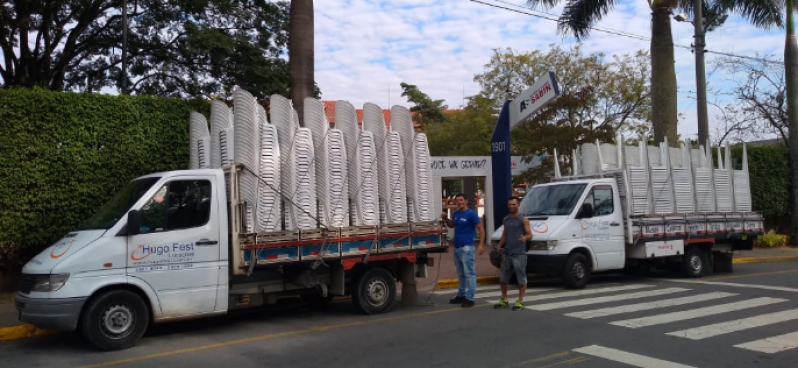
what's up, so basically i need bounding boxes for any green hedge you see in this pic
[0,88,200,273]
[732,145,790,232]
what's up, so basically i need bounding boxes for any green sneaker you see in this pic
[493,299,509,309]
[512,300,524,311]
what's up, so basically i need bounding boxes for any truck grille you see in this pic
[18,274,35,294]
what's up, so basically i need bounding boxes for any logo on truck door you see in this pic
[50,239,76,259]
[130,242,195,264]
[530,221,549,233]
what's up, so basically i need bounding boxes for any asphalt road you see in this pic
[2,262,798,368]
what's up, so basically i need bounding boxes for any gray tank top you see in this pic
[503,214,527,255]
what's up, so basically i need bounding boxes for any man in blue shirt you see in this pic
[441,193,485,307]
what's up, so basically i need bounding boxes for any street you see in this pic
[2,261,798,368]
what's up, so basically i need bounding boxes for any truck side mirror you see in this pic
[577,203,593,219]
[127,210,142,236]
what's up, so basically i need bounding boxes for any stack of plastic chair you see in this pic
[599,143,618,171]
[392,106,416,221]
[336,101,362,225]
[292,127,317,229]
[257,104,281,232]
[385,130,407,223]
[650,139,675,214]
[672,140,695,213]
[413,133,434,221]
[363,103,391,223]
[189,112,210,170]
[304,98,349,228]
[270,94,298,229]
[355,129,379,226]
[693,145,716,212]
[326,128,349,227]
[714,145,734,212]
[626,140,652,215]
[579,142,599,175]
[210,100,232,169]
[734,144,752,212]
[233,90,260,232]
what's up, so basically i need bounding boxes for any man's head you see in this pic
[455,193,468,211]
[507,196,520,214]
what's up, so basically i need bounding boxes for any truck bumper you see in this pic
[15,294,87,331]
[527,255,568,275]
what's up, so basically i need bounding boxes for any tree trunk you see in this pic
[650,7,678,146]
[289,0,314,127]
[785,0,798,243]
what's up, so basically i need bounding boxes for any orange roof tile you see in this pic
[321,100,401,128]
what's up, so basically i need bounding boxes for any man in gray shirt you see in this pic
[495,197,532,311]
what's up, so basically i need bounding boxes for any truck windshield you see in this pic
[520,183,587,216]
[77,177,160,230]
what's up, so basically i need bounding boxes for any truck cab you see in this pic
[491,178,625,289]
[16,169,229,350]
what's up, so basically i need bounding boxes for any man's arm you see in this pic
[475,214,485,255]
[441,212,454,228]
[497,218,506,248]
[522,217,533,242]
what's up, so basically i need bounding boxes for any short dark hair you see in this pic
[507,196,520,203]
[455,193,466,200]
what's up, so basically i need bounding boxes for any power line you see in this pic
[472,0,785,66]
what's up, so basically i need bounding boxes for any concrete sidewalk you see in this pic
[2,246,797,341]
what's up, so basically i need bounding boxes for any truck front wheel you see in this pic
[562,253,591,289]
[352,268,396,315]
[79,290,149,351]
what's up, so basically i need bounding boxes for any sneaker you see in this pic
[461,299,475,308]
[449,295,466,304]
[512,300,524,311]
[493,299,509,309]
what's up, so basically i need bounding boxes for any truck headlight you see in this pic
[528,240,558,251]
[32,273,70,292]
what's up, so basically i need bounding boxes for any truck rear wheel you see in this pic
[562,253,590,289]
[352,268,396,315]
[682,246,708,278]
[79,289,149,351]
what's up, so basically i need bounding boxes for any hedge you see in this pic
[0,88,202,274]
[732,144,790,232]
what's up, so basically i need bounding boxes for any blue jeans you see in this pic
[454,246,476,301]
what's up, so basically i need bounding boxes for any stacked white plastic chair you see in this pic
[210,100,232,168]
[257,104,281,232]
[391,106,433,222]
[650,139,676,214]
[733,144,752,211]
[233,90,260,232]
[693,145,716,212]
[672,141,695,213]
[189,112,210,170]
[305,98,349,227]
[335,101,370,226]
[714,145,734,212]
[413,133,435,221]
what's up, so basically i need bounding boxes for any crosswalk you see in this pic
[448,283,798,355]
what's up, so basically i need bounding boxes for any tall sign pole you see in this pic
[490,71,561,230]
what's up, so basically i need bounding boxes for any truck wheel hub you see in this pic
[102,304,134,336]
[366,279,388,305]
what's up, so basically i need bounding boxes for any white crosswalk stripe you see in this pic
[527,287,690,311]
[565,291,738,319]
[485,284,654,303]
[735,331,798,354]
[573,345,698,368]
[666,309,798,340]
[610,297,789,329]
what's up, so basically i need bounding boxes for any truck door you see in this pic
[127,176,221,318]
[579,184,625,270]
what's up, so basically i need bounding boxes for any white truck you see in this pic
[15,92,445,351]
[491,138,763,289]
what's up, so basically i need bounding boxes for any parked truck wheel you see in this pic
[352,268,396,315]
[682,247,708,278]
[562,253,590,289]
[79,290,149,351]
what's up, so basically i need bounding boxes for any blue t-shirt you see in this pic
[452,208,480,248]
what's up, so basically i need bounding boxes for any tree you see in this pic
[708,55,787,145]
[423,95,496,156]
[289,0,314,126]
[527,0,782,146]
[0,0,291,100]
[473,45,652,183]
[786,0,798,242]
[400,82,448,126]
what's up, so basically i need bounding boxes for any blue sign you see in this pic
[490,101,512,231]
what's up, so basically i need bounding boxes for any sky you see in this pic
[313,0,785,142]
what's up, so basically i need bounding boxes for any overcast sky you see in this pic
[314,0,784,141]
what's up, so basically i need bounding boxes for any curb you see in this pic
[733,256,798,264]
[0,324,53,342]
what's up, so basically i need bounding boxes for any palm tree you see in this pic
[289,0,314,127]
[785,0,798,241]
[528,0,781,146]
